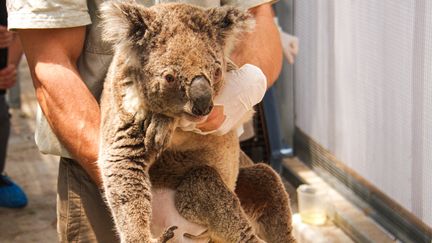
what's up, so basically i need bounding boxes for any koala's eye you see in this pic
[164,74,175,83]
[214,67,222,81]
[221,16,233,29]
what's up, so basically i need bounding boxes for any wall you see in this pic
[294,0,432,226]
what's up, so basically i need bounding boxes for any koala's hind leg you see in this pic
[235,163,296,243]
[174,166,264,243]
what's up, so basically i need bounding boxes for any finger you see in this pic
[0,35,13,48]
[286,53,294,64]
[0,66,17,87]
[0,77,16,89]
[197,115,226,132]
[3,68,17,81]
[197,106,222,124]
[0,65,17,81]
[0,65,16,76]
[7,64,16,69]
[291,41,299,54]
[196,106,225,132]
[1,64,16,74]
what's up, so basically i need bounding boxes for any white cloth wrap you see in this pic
[179,64,267,136]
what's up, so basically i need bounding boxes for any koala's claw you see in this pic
[159,226,178,243]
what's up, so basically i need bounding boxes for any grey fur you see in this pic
[99,2,296,243]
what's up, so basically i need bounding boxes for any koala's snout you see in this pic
[189,76,213,116]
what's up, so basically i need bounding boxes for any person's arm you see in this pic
[197,3,282,132]
[230,3,283,87]
[18,27,102,187]
[8,33,23,66]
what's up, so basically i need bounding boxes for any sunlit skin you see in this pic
[18,3,282,187]
[19,27,102,186]
[197,4,282,132]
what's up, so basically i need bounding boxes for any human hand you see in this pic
[0,64,17,89]
[280,31,299,64]
[0,26,14,48]
[273,17,299,65]
[195,105,225,132]
[179,64,267,136]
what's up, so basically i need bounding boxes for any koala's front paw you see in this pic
[143,113,175,155]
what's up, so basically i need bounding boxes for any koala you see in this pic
[99,2,296,243]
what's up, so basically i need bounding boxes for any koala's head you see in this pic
[100,2,253,120]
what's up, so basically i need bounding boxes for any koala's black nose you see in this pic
[190,76,213,116]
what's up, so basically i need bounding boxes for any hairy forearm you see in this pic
[18,28,102,187]
[33,63,102,186]
[230,4,283,87]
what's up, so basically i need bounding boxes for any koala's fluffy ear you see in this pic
[207,6,255,51]
[100,1,155,46]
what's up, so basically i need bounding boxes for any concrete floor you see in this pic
[0,60,58,242]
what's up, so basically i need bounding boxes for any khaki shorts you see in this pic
[57,158,118,243]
